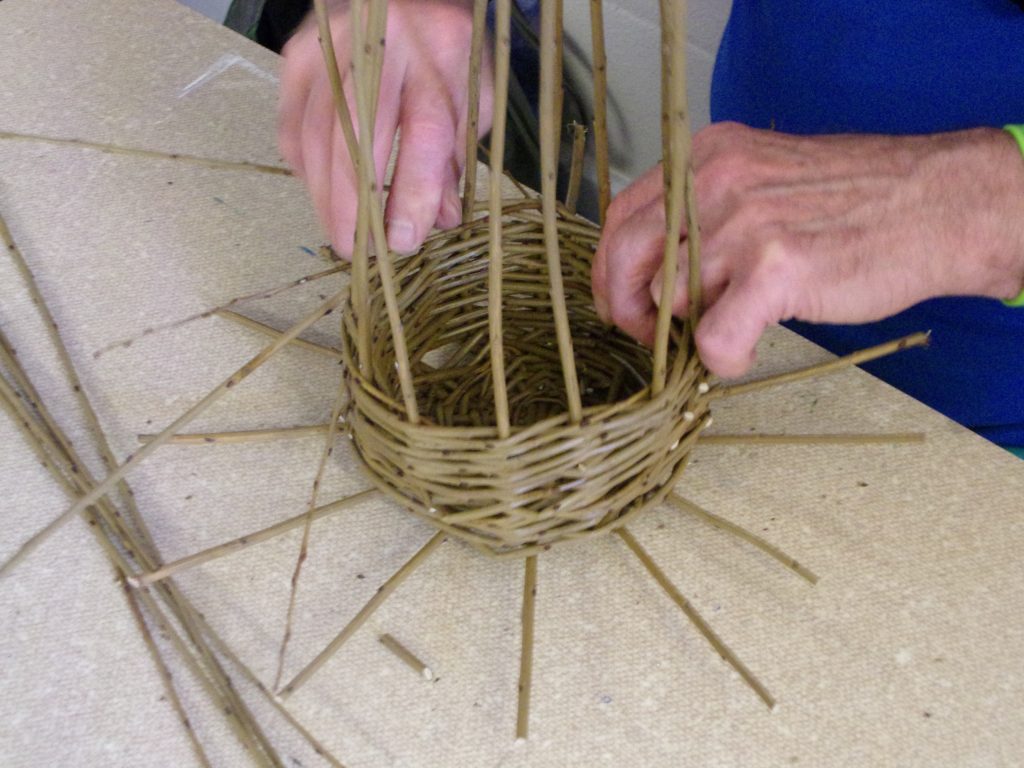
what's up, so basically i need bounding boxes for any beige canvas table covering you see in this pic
[1,1,1023,766]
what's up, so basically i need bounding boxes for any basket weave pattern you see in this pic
[342,200,709,557]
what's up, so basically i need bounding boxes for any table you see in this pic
[2,1,1023,766]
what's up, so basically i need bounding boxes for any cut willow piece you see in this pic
[379,633,434,680]
[668,493,818,584]
[0,130,291,175]
[710,332,930,401]
[280,532,446,698]
[133,489,378,587]
[516,555,538,741]
[616,527,776,710]
[0,290,343,579]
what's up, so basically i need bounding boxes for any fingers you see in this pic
[599,197,674,346]
[695,241,798,378]
[300,72,344,250]
[384,81,460,253]
[279,23,329,177]
[592,163,667,324]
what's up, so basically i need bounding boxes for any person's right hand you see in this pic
[279,0,492,257]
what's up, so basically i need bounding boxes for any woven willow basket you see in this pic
[341,199,710,557]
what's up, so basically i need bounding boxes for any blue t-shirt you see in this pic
[711,0,1024,447]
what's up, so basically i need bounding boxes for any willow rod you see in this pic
[94,264,344,359]
[133,489,377,586]
[651,0,688,396]
[710,331,931,400]
[462,0,489,222]
[215,310,342,360]
[588,0,611,223]
[0,290,342,579]
[273,370,354,690]
[312,0,370,375]
[539,0,583,424]
[565,123,587,214]
[350,0,419,422]
[700,432,925,446]
[515,555,538,741]
[280,532,446,698]
[486,0,514,438]
[668,493,818,584]
[138,424,332,445]
[0,130,291,175]
[616,527,775,709]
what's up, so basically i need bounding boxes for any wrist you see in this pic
[1001,126,1024,306]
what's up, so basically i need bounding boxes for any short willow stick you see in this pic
[709,331,931,401]
[379,634,433,680]
[350,0,419,422]
[273,369,353,691]
[564,123,587,214]
[652,0,691,395]
[539,0,583,424]
[616,527,775,710]
[588,0,611,223]
[700,432,925,446]
[462,0,489,222]
[216,310,342,359]
[134,489,377,586]
[516,555,538,741]
[0,291,342,580]
[0,130,291,175]
[488,0,513,439]
[139,425,333,445]
[668,493,818,584]
[280,532,445,698]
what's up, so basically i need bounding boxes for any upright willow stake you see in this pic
[488,0,513,438]
[463,0,489,222]
[351,0,419,423]
[312,0,370,376]
[652,0,692,395]
[540,0,583,423]
[589,0,611,224]
[565,123,587,214]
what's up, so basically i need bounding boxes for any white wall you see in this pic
[563,0,732,190]
[179,0,232,23]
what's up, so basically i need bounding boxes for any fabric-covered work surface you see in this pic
[2,1,1024,766]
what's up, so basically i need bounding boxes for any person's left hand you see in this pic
[591,122,1024,378]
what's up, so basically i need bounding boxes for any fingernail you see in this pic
[387,218,417,253]
[649,267,666,307]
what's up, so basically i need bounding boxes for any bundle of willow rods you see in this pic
[320,0,707,556]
